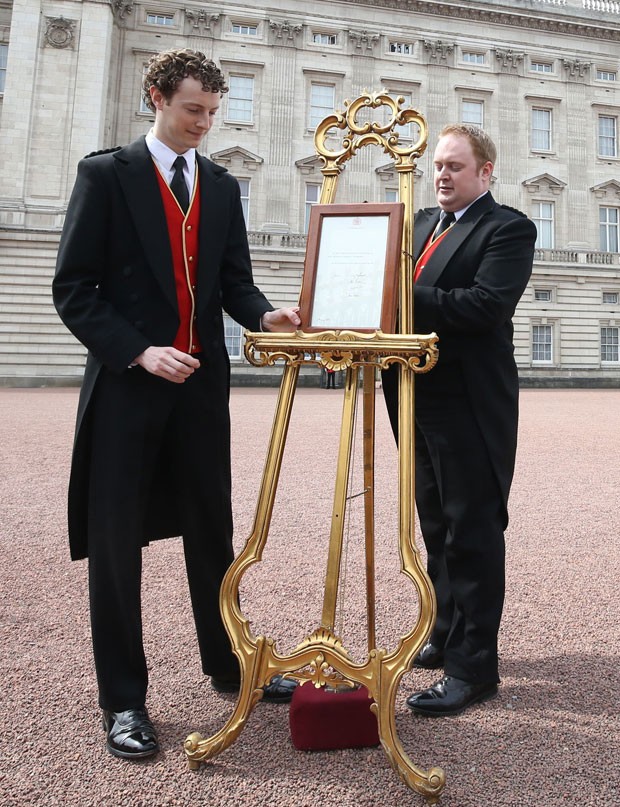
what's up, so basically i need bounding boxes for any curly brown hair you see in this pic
[142,48,228,112]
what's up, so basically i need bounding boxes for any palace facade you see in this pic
[1,0,619,385]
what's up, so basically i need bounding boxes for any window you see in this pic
[461,100,483,127]
[462,51,485,65]
[389,42,413,55]
[531,61,553,74]
[0,44,7,94]
[146,13,174,26]
[223,316,243,358]
[305,184,320,232]
[232,23,258,36]
[534,289,553,302]
[385,189,399,203]
[602,291,619,304]
[601,327,619,363]
[309,83,335,128]
[532,324,553,363]
[598,115,618,158]
[532,202,554,249]
[597,70,617,82]
[227,75,254,123]
[313,33,337,46]
[600,207,619,252]
[531,108,552,151]
[385,91,413,139]
[237,179,250,226]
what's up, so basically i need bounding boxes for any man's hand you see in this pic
[261,307,301,332]
[133,346,200,383]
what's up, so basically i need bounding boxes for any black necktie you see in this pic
[170,155,189,213]
[434,211,455,240]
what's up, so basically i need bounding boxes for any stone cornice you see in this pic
[341,0,620,41]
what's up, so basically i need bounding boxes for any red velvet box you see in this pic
[289,684,380,751]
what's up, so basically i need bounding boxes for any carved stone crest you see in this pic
[185,9,220,36]
[44,17,76,49]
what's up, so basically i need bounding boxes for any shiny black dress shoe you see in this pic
[406,675,498,717]
[211,674,297,703]
[102,708,159,759]
[412,641,444,670]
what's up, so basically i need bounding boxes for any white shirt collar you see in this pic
[145,130,196,190]
[444,190,489,222]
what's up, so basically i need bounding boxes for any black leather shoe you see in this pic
[210,674,297,703]
[412,641,444,670]
[406,675,498,717]
[102,708,159,759]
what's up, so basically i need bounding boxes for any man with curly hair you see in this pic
[53,48,300,759]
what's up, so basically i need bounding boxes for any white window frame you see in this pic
[600,207,619,252]
[0,43,8,94]
[146,12,174,26]
[304,183,321,233]
[596,70,617,82]
[598,115,618,158]
[602,291,619,305]
[236,178,250,226]
[601,326,619,363]
[532,324,553,364]
[309,82,335,129]
[223,315,244,359]
[461,99,484,127]
[385,188,399,203]
[534,288,553,302]
[531,107,552,152]
[227,74,254,124]
[312,33,337,46]
[532,201,555,249]
[389,42,414,56]
[231,23,258,36]
[462,51,485,65]
[531,61,553,74]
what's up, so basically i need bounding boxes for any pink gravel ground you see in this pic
[1,386,618,806]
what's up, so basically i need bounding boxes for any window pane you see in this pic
[309,83,335,128]
[600,207,619,252]
[462,100,483,126]
[532,325,552,362]
[601,327,619,362]
[531,62,553,73]
[532,109,551,150]
[228,76,254,122]
[598,116,617,157]
[597,70,617,81]
[385,189,399,203]
[305,184,320,232]
[463,52,484,64]
[389,42,413,55]
[232,24,257,35]
[534,289,552,302]
[146,14,174,26]
[602,292,618,304]
[224,316,243,357]
[237,179,250,226]
[0,43,8,94]
[532,202,554,249]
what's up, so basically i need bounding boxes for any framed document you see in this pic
[298,202,404,333]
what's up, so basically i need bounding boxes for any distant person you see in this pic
[382,124,536,716]
[53,48,299,760]
[325,368,336,388]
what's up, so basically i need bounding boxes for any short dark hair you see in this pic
[142,48,228,112]
[438,124,497,169]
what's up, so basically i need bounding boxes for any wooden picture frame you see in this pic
[298,202,404,333]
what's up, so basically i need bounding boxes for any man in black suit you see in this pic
[53,49,300,759]
[382,124,536,716]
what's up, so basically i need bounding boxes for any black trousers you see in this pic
[86,360,238,711]
[383,363,505,684]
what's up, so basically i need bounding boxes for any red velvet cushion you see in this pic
[289,684,380,751]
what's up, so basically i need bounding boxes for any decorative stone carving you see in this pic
[523,173,567,196]
[423,39,454,63]
[43,17,76,49]
[269,20,303,45]
[562,59,591,79]
[185,10,220,37]
[109,0,134,23]
[590,180,620,201]
[349,30,380,53]
[495,48,525,72]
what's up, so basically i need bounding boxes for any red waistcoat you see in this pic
[414,226,452,283]
[154,168,202,353]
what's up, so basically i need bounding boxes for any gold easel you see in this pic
[184,93,445,805]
